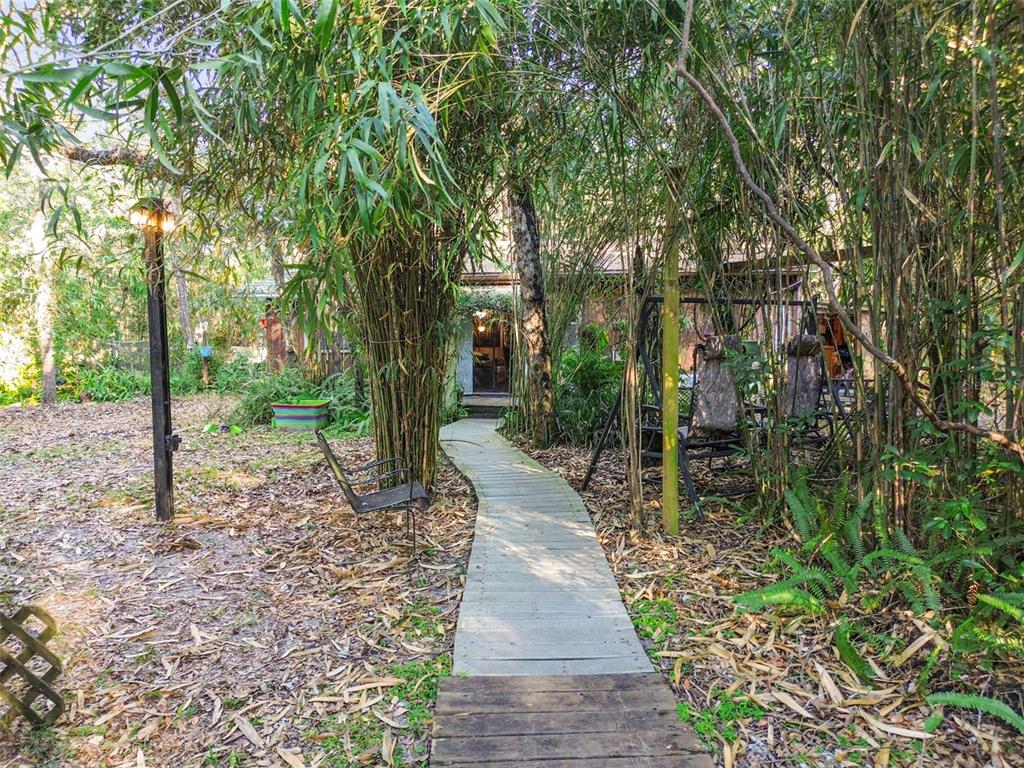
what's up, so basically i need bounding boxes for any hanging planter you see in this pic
[271,399,330,431]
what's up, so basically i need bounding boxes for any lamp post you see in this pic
[130,198,179,522]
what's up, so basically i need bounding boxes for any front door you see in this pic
[471,311,511,393]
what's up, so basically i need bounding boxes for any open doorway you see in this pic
[471,310,511,393]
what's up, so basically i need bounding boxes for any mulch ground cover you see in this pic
[520,440,1024,768]
[1,396,475,768]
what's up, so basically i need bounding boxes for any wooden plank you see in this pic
[436,674,665,693]
[455,640,644,660]
[457,617,635,633]
[433,708,681,738]
[454,657,653,676]
[434,757,701,767]
[431,674,712,766]
[436,688,676,715]
[432,728,706,763]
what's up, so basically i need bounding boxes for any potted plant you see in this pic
[271,398,331,431]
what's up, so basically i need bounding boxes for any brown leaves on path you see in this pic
[520,440,1024,768]
[0,396,475,767]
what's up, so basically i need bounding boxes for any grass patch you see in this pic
[388,654,451,735]
[400,600,443,639]
[631,598,680,641]
[677,690,766,744]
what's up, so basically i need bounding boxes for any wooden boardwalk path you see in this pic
[432,419,711,767]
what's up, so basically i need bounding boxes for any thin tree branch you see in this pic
[58,145,156,170]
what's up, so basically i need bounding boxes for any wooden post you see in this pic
[143,225,175,522]
[661,168,685,535]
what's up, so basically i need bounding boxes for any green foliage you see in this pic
[631,598,679,641]
[213,358,263,394]
[925,693,1024,736]
[554,345,622,446]
[229,367,317,427]
[738,476,945,616]
[387,654,451,736]
[229,367,371,435]
[456,288,515,316]
[834,621,875,684]
[68,366,151,402]
[951,592,1024,661]
[676,691,766,744]
[317,372,372,437]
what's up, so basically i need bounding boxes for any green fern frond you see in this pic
[771,547,805,574]
[977,593,1024,623]
[734,582,824,614]
[915,645,942,696]
[984,534,1024,553]
[926,693,1024,736]
[862,548,924,571]
[835,621,874,684]
[786,489,815,544]
[853,491,875,522]
[822,540,851,573]
[829,475,852,527]
[892,527,917,556]
[843,516,866,562]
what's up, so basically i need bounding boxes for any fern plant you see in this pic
[926,693,1024,736]
[736,475,946,617]
[951,592,1024,660]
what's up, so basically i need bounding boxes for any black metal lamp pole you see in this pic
[134,198,179,522]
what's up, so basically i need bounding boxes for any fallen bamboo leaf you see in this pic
[860,709,933,740]
[772,689,815,719]
[276,746,306,768]
[381,728,396,766]
[814,661,843,706]
[234,715,266,750]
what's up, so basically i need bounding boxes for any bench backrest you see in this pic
[314,430,360,508]
[783,333,824,419]
[690,336,741,436]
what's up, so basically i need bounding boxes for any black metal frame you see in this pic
[582,294,850,513]
[314,431,430,557]
[143,217,180,522]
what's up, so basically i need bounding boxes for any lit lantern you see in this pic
[129,198,177,233]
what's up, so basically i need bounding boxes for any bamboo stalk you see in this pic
[672,4,1024,462]
[661,168,685,535]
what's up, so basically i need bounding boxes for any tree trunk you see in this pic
[510,184,557,448]
[172,258,194,348]
[30,207,57,404]
[268,235,300,360]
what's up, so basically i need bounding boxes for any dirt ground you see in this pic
[0,397,475,768]
[521,441,1024,768]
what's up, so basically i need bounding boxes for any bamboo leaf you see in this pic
[313,0,338,48]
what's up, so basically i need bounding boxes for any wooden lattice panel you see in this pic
[0,606,65,727]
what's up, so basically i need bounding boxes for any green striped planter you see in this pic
[271,400,330,431]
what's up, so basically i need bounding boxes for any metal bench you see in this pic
[314,430,430,557]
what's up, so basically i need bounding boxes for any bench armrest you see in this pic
[352,456,401,474]
[349,467,412,488]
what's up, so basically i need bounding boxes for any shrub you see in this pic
[229,367,314,426]
[318,372,371,436]
[555,347,622,446]
[214,357,262,394]
[228,366,371,433]
[69,366,151,401]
